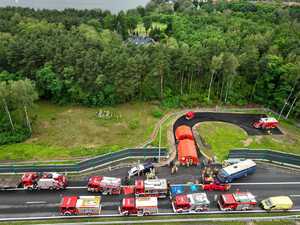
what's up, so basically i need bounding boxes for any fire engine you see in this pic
[60,196,101,216]
[172,193,210,213]
[135,179,168,198]
[185,111,195,120]
[87,176,121,194]
[218,191,257,211]
[253,117,279,129]
[21,172,67,190]
[119,197,158,216]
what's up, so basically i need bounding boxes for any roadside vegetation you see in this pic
[1,212,299,225]
[0,101,164,161]
[197,119,300,161]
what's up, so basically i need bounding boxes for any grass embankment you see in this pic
[197,119,300,161]
[1,213,299,225]
[0,101,164,161]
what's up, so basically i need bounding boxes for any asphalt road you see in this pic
[173,112,283,135]
[1,163,300,218]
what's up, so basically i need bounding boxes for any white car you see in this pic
[128,163,154,177]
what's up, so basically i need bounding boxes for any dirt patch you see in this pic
[243,137,253,146]
[254,136,262,143]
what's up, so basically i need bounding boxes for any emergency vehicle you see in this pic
[218,192,257,211]
[217,159,256,183]
[253,117,279,129]
[21,172,67,190]
[172,193,210,213]
[122,179,168,198]
[119,197,158,216]
[169,184,200,199]
[87,176,121,194]
[60,196,101,216]
[135,179,168,198]
[185,111,195,120]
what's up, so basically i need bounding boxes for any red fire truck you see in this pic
[87,176,121,194]
[119,197,158,216]
[253,117,279,129]
[135,179,168,198]
[60,196,102,216]
[172,193,210,213]
[21,172,67,190]
[218,192,257,211]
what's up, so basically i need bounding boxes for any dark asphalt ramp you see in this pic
[174,112,283,136]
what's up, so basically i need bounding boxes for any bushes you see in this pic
[0,129,31,145]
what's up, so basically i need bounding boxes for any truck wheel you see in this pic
[64,212,72,216]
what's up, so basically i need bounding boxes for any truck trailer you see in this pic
[172,192,210,213]
[21,172,67,190]
[60,196,102,216]
[87,176,121,194]
[119,197,158,216]
[218,191,257,211]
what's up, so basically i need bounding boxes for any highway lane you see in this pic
[1,182,300,217]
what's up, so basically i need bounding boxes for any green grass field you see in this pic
[197,119,300,161]
[0,101,164,161]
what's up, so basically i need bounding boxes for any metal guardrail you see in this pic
[0,148,168,174]
[228,149,300,168]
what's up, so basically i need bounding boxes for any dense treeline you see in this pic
[0,1,300,133]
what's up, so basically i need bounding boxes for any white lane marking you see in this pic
[26,201,47,204]
[232,182,300,185]
[290,195,300,197]
[3,182,300,191]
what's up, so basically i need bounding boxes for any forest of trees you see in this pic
[0,0,300,143]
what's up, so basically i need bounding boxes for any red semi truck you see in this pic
[218,192,257,211]
[172,193,210,213]
[60,196,102,216]
[21,172,67,190]
[122,179,168,198]
[87,176,121,194]
[119,197,158,216]
[253,117,279,129]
